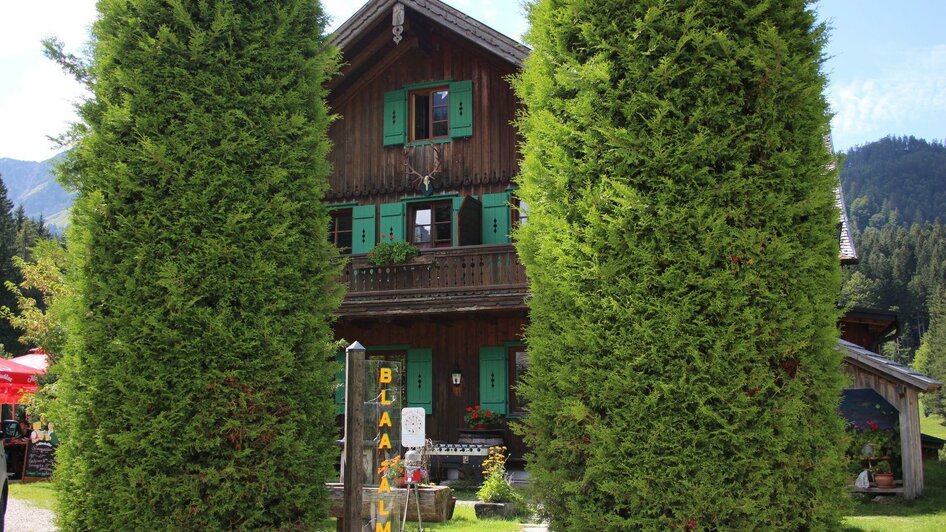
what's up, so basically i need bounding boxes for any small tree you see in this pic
[50,1,341,528]
[514,0,847,528]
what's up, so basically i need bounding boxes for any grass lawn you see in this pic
[8,480,57,511]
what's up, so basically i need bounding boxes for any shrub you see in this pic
[50,1,341,529]
[477,446,521,504]
[514,0,847,528]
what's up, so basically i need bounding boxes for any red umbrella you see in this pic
[0,358,44,404]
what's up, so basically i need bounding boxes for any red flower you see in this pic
[475,405,481,410]
[485,410,492,416]
[466,407,473,412]
[472,412,479,420]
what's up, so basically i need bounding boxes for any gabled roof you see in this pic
[826,135,858,264]
[330,0,529,67]
[839,339,942,392]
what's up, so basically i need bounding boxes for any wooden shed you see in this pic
[840,339,942,499]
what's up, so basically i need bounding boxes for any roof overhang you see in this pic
[330,0,529,67]
[840,339,942,392]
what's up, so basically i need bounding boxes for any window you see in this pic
[513,197,529,227]
[410,87,449,141]
[509,346,529,415]
[328,209,353,252]
[410,202,452,248]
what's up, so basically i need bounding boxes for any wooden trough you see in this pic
[326,483,456,522]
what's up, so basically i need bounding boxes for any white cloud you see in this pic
[828,45,946,149]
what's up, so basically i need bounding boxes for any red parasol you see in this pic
[0,357,45,404]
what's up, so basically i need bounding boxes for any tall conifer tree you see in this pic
[514,1,847,528]
[0,175,23,354]
[52,1,341,528]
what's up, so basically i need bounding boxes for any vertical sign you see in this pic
[366,359,402,532]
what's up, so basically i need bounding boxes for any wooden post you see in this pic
[342,341,366,531]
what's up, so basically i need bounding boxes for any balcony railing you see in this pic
[338,244,528,315]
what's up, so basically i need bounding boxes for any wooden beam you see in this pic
[341,342,366,531]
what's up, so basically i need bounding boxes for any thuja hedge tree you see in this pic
[51,1,341,529]
[514,1,847,529]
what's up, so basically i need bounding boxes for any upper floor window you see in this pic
[411,87,449,141]
[328,209,353,253]
[411,202,452,248]
[383,80,472,147]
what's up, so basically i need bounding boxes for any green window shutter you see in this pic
[352,205,376,254]
[379,202,406,242]
[335,352,345,415]
[449,80,473,139]
[481,192,511,245]
[479,346,508,415]
[383,89,407,146]
[407,348,433,415]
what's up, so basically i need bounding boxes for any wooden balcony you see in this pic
[338,244,528,317]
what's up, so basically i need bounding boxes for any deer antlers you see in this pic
[403,144,444,190]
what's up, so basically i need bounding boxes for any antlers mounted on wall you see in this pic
[403,144,444,192]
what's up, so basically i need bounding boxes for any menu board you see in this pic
[24,441,54,479]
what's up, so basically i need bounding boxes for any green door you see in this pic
[479,346,508,415]
[407,348,433,415]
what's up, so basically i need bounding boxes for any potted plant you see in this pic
[474,446,522,519]
[464,405,504,429]
[367,236,420,266]
[872,460,895,488]
[378,454,406,488]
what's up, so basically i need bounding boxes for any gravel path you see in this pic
[4,497,56,532]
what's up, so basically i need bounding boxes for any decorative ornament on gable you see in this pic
[392,3,405,45]
[403,144,444,196]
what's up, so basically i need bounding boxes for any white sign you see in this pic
[400,407,426,448]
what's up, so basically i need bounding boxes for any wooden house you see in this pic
[326,0,531,460]
[325,1,943,495]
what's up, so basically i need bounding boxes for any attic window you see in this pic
[410,88,449,141]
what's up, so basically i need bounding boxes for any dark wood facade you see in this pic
[326,10,520,205]
[327,0,530,462]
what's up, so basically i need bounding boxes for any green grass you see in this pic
[843,460,946,531]
[8,480,57,511]
[920,405,946,441]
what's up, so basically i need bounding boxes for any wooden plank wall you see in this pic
[336,312,528,459]
[844,363,925,498]
[326,14,520,205]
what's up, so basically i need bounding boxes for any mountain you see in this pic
[841,136,946,233]
[0,154,73,230]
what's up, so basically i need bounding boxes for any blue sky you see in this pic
[1,1,943,161]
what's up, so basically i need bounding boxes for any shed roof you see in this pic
[840,339,942,392]
[330,0,530,67]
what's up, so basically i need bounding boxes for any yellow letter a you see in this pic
[379,411,392,428]
[378,476,391,493]
[378,433,391,450]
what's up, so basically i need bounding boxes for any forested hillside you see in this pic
[0,155,73,230]
[840,136,946,363]
[842,136,946,232]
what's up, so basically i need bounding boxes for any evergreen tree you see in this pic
[0,175,24,354]
[51,1,341,528]
[514,1,846,528]
[916,288,946,420]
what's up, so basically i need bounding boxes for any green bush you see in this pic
[50,1,342,529]
[368,239,420,266]
[478,469,521,504]
[514,0,847,529]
